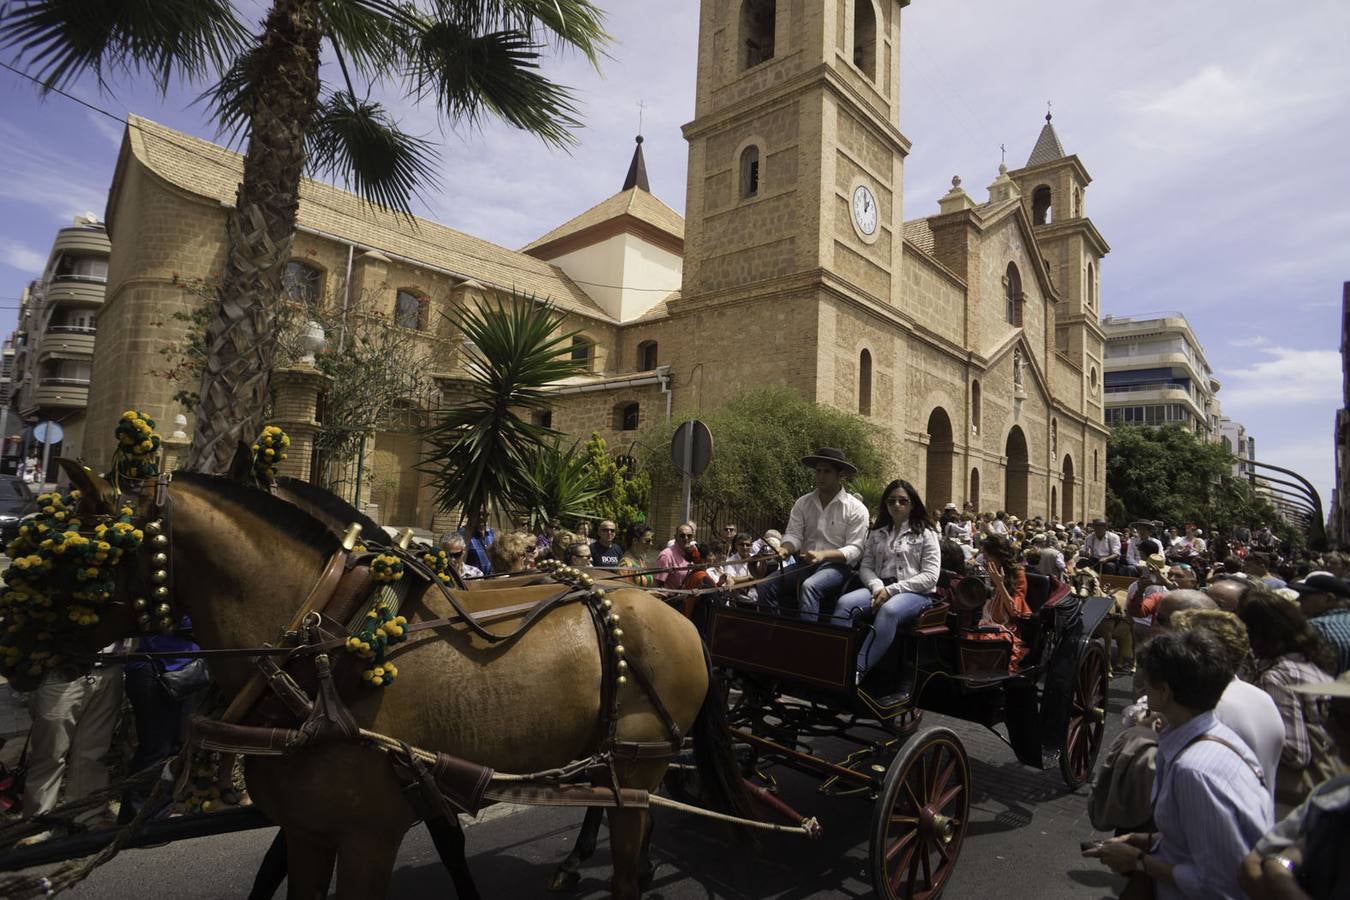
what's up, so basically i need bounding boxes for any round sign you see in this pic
[670,420,713,477]
[32,421,64,445]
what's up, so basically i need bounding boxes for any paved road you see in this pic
[34,675,1137,899]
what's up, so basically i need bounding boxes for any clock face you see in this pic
[852,184,878,236]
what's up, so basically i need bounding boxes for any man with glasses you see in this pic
[590,520,623,570]
[439,533,482,579]
[759,447,869,621]
[657,526,698,589]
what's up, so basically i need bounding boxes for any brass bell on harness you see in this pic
[151,534,169,549]
[156,603,171,617]
[153,586,170,600]
[613,644,625,657]
[132,597,148,611]
[613,628,624,639]
[151,552,168,566]
[617,659,628,671]
[151,570,168,584]
[136,613,151,630]
[145,520,163,535]
[158,619,174,634]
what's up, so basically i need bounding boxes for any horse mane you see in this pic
[172,472,342,555]
[274,476,389,546]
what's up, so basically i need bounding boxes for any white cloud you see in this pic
[1229,336,1268,348]
[1219,347,1341,408]
[85,110,125,148]
[0,239,46,273]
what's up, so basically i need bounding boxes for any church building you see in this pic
[86,0,1107,530]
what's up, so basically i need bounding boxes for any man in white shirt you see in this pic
[1078,517,1123,574]
[1123,520,1159,576]
[760,448,870,621]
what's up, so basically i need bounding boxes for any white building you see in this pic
[1101,312,1221,440]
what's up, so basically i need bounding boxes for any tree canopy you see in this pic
[640,387,885,532]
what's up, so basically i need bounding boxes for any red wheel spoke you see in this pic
[935,781,964,810]
[889,815,919,826]
[931,751,956,801]
[920,838,933,888]
[906,834,924,892]
[903,778,922,812]
[885,827,917,865]
[889,838,917,891]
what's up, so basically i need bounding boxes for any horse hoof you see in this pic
[549,870,581,892]
[638,864,660,892]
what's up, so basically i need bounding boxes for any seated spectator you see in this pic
[1287,574,1350,676]
[720,532,760,603]
[487,531,534,574]
[1238,590,1343,810]
[1085,630,1273,899]
[618,523,655,587]
[439,533,483,579]
[590,520,623,570]
[1240,672,1350,900]
[564,541,592,567]
[1247,552,1287,590]
[1034,532,1068,579]
[1078,517,1124,574]
[835,479,941,681]
[970,534,1032,673]
[1208,576,1247,612]
[463,514,495,575]
[657,524,697,590]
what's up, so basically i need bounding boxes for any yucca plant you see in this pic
[1,0,608,474]
[420,292,586,535]
[521,437,604,533]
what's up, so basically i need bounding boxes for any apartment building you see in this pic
[1101,312,1221,440]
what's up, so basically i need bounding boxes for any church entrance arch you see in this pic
[1062,454,1075,522]
[1004,425,1029,518]
[925,408,955,510]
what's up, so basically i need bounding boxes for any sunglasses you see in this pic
[524,544,538,552]
[447,551,464,559]
[677,533,693,539]
[601,527,616,532]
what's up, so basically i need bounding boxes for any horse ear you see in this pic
[226,441,254,483]
[54,458,117,516]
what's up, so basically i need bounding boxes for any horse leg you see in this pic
[606,805,654,900]
[426,814,480,900]
[549,806,605,892]
[334,831,402,900]
[637,814,658,893]
[282,829,336,900]
[248,830,289,900]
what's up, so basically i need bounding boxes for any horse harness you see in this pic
[107,474,687,816]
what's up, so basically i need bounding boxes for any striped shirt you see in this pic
[1254,654,1335,771]
[1309,609,1350,675]
[1151,711,1273,899]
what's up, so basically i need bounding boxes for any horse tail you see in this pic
[690,643,755,829]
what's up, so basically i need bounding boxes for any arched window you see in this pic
[858,349,872,416]
[1032,185,1052,225]
[570,336,594,367]
[969,468,980,510]
[395,288,428,330]
[282,260,323,309]
[1073,186,1083,217]
[615,402,640,431]
[1093,448,1099,480]
[740,145,761,199]
[852,0,877,79]
[740,0,776,69]
[1005,262,1023,326]
[637,340,658,371]
[1086,261,1097,309]
[970,379,982,435]
[1050,418,1058,457]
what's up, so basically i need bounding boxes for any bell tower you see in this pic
[1008,112,1110,413]
[680,0,912,314]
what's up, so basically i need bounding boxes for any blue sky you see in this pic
[1,0,1347,508]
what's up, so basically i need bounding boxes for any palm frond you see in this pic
[408,18,583,147]
[306,89,441,217]
[522,437,604,527]
[316,0,408,76]
[430,0,608,63]
[197,39,262,147]
[0,0,247,92]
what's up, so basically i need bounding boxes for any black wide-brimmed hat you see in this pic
[800,447,858,476]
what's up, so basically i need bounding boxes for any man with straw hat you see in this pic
[759,447,869,621]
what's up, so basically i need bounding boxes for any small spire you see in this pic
[622,134,650,192]
[1026,106,1066,167]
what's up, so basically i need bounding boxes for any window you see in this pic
[571,336,593,367]
[534,409,553,429]
[1086,261,1097,309]
[741,0,776,69]
[1005,262,1023,326]
[969,468,980,510]
[1055,327,1069,352]
[395,289,428,330]
[1032,185,1052,225]
[54,254,107,281]
[615,402,640,432]
[1050,418,1058,457]
[971,379,982,435]
[1073,186,1083,217]
[637,340,658,372]
[1089,366,1099,395]
[852,0,877,79]
[858,349,872,416]
[282,260,323,309]
[1093,449,1099,480]
[740,145,761,199]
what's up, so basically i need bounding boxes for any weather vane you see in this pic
[1000,143,1006,165]
[637,99,646,137]
[1046,99,1053,122]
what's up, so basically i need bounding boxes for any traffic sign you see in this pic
[670,420,713,477]
[32,421,63,445]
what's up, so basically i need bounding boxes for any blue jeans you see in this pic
[758,562,852,621]
[837,588,934,675]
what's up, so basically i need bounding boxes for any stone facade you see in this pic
[85,0,1109,532]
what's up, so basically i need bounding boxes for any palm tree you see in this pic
[421,292,587,536]
[1,0,607,474]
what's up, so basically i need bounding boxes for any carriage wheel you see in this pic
[869,726,970,900]
[1059,639,1109,790]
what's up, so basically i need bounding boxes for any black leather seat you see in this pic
[1024,571,1053,613]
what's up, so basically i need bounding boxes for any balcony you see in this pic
[52,226,110,259]
[45,277,105,307]
[38,329,96,359]
[28,380,89,410]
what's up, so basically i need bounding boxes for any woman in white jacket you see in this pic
[837,479,942,678]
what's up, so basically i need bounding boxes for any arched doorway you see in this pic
[1062,455,1075,522]
[925,408,955,510]
[1004,425,1029,518]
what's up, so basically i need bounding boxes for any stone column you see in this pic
[270,365,331,480]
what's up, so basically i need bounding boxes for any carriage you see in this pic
[701,566,1114,899]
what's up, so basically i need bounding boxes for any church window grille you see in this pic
[852,1,877,79]
[740,145,760,198]
[395,288,428,330]
[741,0,776,69]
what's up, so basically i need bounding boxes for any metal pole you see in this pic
[1246,459,1327,549]
[353,433,366,511]
[39,430,52,490]
[679,424,693,526]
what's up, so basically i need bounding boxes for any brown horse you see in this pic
[60,464,746,899]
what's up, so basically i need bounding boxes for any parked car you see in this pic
[0,476,37,546]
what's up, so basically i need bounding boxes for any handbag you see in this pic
[155,657,211,702]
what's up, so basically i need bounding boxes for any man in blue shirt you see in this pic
[462,514,495,576]
[589,520,623,570]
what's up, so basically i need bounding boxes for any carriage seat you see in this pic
[900,600,952,636]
